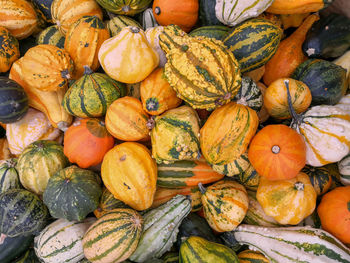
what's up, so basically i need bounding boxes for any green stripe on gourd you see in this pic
[234,76,263,112]
[302,165,332,195]
[106,15,141,36]
[157,160,197,187]
[162,252,179,263]
[37,25,65,49]
[95,0,152,15]
[0,158,20,194]
[189,26,230,40]
[237,164,260,191]
[13,248,39,263]
[198,0,223,26]
[212,152,250,177]
[338,154,350,185]
[141,8,159,30]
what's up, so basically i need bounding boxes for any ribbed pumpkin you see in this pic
[106,15,141,36]
[99,26,159,84]
[93,188,129,218]
[199,180,249,232]
[249,124,306,181]
[101,142,157,211]
[145,26,167,67]
[212,152,251,177]
[0,0,38,39]
[20,45,74,92]
[238,250,270,263]
[64,118,114,169]
[51,0,103,35]
[140,68,181,116]
[0,26,19,73]
[302,165,332,196]
[95,0,152,15]
[105,97,150,141]
[159,25,241,110]
[150,105,201,164]
[17,140,69,195]
[36,25,65,48]
[64,16,110,79]
[257,173,317,225]
[200,102,259,165]
[83,208,143,263]
[0,158,20,194]
[152,0,199,32]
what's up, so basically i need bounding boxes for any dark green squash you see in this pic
[0,234,34,263]
[13,249,40,263]
[292,59,347,105]
[199,0,223,26]
[19,36,37,57]
[0,158,20,194]
[161,252,179,263]
[233,76,263,112]
[189,25,230,40]
[31,0,54,23]
[36,25,65,49]
[302,165,332,196]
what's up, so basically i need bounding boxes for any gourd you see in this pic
[189,25,230,40]
[145,26,167,67]
[212,152,251,177]
[0,158,20,193]
[0,138,12,160]
[302,165,333,195]
[36,25,65,48]
[31,0,54,23]
[256,82,270,123]
[198,0,223,26]
[0,234,33,263]
[237,165,260,191]
[244,66,265,83]
[106,15,141,36]
[0,27,19,73]
[95,0,152,15]
[93,188,129,218]
[280,13,311,29]
[237,250,269,263]
[266,0,332,14]
[338,154,350,185]
[333,50,350,90]
[159,25,241,110]
[233,76,263,112]
[141,8,159,30]
[336,94,350,115]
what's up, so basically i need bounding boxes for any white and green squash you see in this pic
[233,76,263,112]
[141,8,159,30]
[0,158,20,194]
[338,154,350,185]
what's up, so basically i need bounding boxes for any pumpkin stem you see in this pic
[122,5,131,13]
[294,181,304,191]
[154,6,161,15]
[0,233,7,245]
[61,69,71,80]
[284,79,302,126]
[198,183,207,194]
[58,121,69,132]
[130,26,140,33]
[271,145,280,154]
[5,158,17,168]
[83,65,94,75]
[146,117,156,130]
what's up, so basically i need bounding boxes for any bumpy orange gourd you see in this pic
[101,142,157,211]
[0,26,19,73]
[64,118,114,168]
[318,186,350,245]
[248,125,306,180]
[257,172,317,225]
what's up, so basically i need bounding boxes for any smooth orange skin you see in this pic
[267,0,325,14]
[248,124,306,180]
[318,186,350,246]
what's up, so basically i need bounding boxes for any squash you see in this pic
[280,13,311,29]
[198,0,222,26]
[238,250,269,263]
[101,142,157,211]
[159,25,241,110]
[162,252,178,263]
[36,25,65,48]
[99,26,159,84]
[106,15,141,36]
[199,180,249,232]
[263,14,319,85]
[256,12,283,28]
[43,165,102,221]
[140,67,181,116]
[0,158,20,194]
[237,165,260,191]
[256,82,270,123]
[333,50,350,91]
[317,186,350,245]
[257,173,317,225]
[152,0,198,32]
[264,78,312,119]
[336,94,350,115]
[31,0,54,23]
[233,76,263,112]
[189,25,230,40]
[64,118,114,169]
[200,102,259,165]
[212,152,250,177]
[0,27,19,73]
[145,26,167,67]
[0,234,33,263]
[215,0,274,27]
[95,0,152,15]
[0,0,39,39]
[0,77,28,123]
[83,209,143,263]
[338,154,350,185]
[301,165,332,195]
[243,65,265,83]
[93,187,129,218]
[51,0,103,35]
[105,96,150,141]
[141,8,159,30]
[0,138,12,160]
[266,0,331,14]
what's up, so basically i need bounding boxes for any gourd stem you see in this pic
[83,65,94,75]
[5,158,17,168]
[122,5,131,12]
[294,182,304,191]
[154,7,161,15]
[198,183,206,194]
[284,79,302,125]
[61,69,71,80]
[0,233,7,245]
[271,145,280,154]
[58,121,69,132]
[146,117,155,130]
[130,26,140,33]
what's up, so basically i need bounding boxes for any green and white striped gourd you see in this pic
[0,158,20,193]
[215,0,274,27]
[34,217,96,263]
[234,224,350,263]
[234,76,263,112]
[237,164,260,191]
[338,154,350,185]
[142,8,159,30]
[106,15,141,37]
[212,152,250,177]
[129,195,191,262]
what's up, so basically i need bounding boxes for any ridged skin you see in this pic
[0,158,20,194]
[93,188,129,218]
[234,76,263,112]
[37,25,65,48]
[107,15,141,36]
[212,152,250,177]
[237,164,260,191]
[267,0,328,14]
[238,250,270,263]
[302,165,332,195]
[95,0,152,15]
[0,26,19,72]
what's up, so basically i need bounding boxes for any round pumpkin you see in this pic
[93,187,129,218]
[0,26,19,73]
[101,142,157,211]
[248,124,306,181]
[152,0,199,32]
[36,25,65,48]
[317,186,350,245]
[257,172,317,225]
[140,68,181,116]
[301,165,332,196]
[0,158,20,194]
[105,96,150,141]
[64,118,114,169]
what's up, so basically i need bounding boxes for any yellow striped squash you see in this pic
[238,250,270,263]
[237,164,260,191]
[106,15,141,36]
[95,0,152,15]
[212,152,250,177]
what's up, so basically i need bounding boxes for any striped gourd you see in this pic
[0,0,38,39]
[95,0,152,15]
[223,19,283,73]
[106,15,141,36]
[234,76,263,112]
[302,165,333,195]
[0,158,20,194]
[31,0,54,23]
[62,66,126,118]
[0,26,19,73]
[238,250,270,263]
[159,25,241,110]
[141,8,159,30]
[157,158,224,188]
[83,208,143,263]
[13,248,39,263]
[215,0,274,27]
[237,164,260,191]
[0,189,49,237]
[212,152,250,177]
[0,235,34,263]
[162,252,178,263]
[37,25,65,49]
[189,25,230,40]
[234,224,350,263]
[94,187,129,218]
[34,217,96,263]
[145,26,167,67]
[338,154,350,185]
[130,195,191,262]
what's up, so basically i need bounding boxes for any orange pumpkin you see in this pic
[317,186,350,245]
[105,96,150,141]
[152,0,199,32]
[140,68,182,116]
[63,118,114,168]
[248,124,306,180]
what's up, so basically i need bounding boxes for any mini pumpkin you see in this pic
[0,26,19,73]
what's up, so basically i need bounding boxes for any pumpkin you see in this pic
[212,152,251,177]
[101,142,157,211]
[0,0,38,39]
[150,105,201,164]
[95,0,152,15]
[93,187,129,218]
[0,158,20,194]
[301,165,332,195]
[105,97,150,141]
[257,173,317,225]
[20,44,74,92]
[98,26,159,84]
[267,0,330,14]
[145,26,167,67]
[140,68,181,116]
[64,118,114,169]
[248,124,306,181]
[51,0,103,35]
[0,27,19,73]
[64,16,110,79]
[200,102,259,165]
[199,180,249,232]
[317,186,350,245]
[106,15,141,36]
[338,154,350,185]
[264,78,312,119]
[36,25,65,48]
[152,0,199,32]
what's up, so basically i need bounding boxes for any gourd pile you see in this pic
[0,0,350,262]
